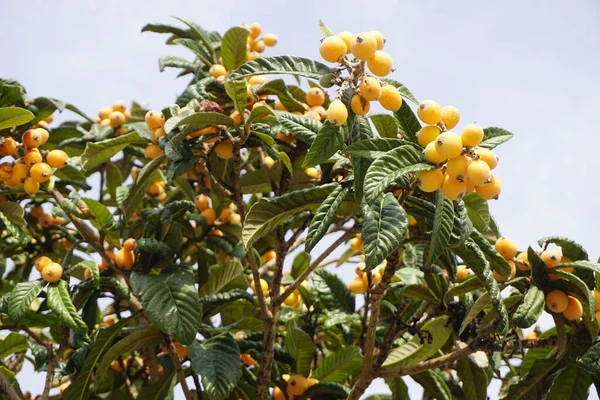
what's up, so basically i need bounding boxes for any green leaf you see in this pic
[383,316,452,368]
[546,363,591,400]
[200,261,244,296]
[0,333,29,359]
[479,127,514,149]
[411,370,451,400]
[96,325,163,378]
[274,110,320,144]
[470,229,513,279]
[221,27,250,70]
[172,38,213,66]
[158,56,197,72]
[62,318,132,400]
[460,293,491,335]
[303,121,347,167]
[370,114,400,138]
[256,79,307,113]
[228,56,331,81]
[189,334,242,400]
[173,18,217,62]
[0,202,26,229]
[290,252,311,280]
[311,269,355,314]
[137,372,177,400]
[513,286,545,328]
[141,23,192,39]
[224,79,249,115]
[343,138,405,159]
[284,321,315,376]
[47,280,88,337]
[0,107,34,129]
[454,240,509,336]
[174,112,234,141]
[550,269,597,339]
[296,382,350,400]
[362,193,409,271]
[80,132,145,171]
[312,345,363,383]
[457,358,488,400]
[443,277,483,305]
[82,198,119,247]
[426,191,455,266]
[537,236,589,261]
[131,267,201,345]
[7,281,45,321]
[363,146,432,204]
[305,184,349,252]
[506,350,566,399]
[122,154,166,218]
[381,79,418,104]
[578,341,600,375]
[462,192,490,230]
[529,246,551,286]
[242,183,337,248]
[394,101,420,144]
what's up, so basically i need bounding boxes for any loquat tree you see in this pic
[0,16,599,400]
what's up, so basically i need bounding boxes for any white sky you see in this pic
[2,0,600,398]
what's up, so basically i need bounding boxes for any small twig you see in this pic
[192,374,203,399]
[41,347,55,400]
[163,335,192,400]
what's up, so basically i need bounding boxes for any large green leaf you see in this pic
[131,267,201,345]
[506,350,566,399]
[173,112,234,142]
[172,38,213,66]
[479,127,514,149]
[242,183,337,248]
[363,145,432,205]
[546,363,591,400]
[459,293,491,335]
[159,56,197,72]
[394,101,420,144]
[370,114,400,138]
[296,382,350,400]
[96,325,163,378]
[7,281,44,321]
[470,229,513,279]
[82,197,119,247]
[224,79,248,115]
[141,23,193,39]
[189,334,242,400]
[343,138,405,159]
[80,132,145,171]
[47,281,89,337]
[462,192,490,230]
[311,269,355,314]
[137,372,177,400]
[303,121,347,167]
[200,260,244,296]
[285,321,315,376]
[122,154,166,218]
[426,191,455,266]
[0,202,28,245]
[457,358,488,400]
[550,269,597,339]
[256,79,307,113]
[362,193,408,271]
[0,333,29,360]
[274,110,320,144]
[537,236,589,261]
[454,240,509,336]
[312,345,363,383]
[383,316,452,368]
[63,318,132,400]
[228,56,331,81]
[411,370,451,400]
[0,107,34,129]
[512,286,545,328]
[305,184,349,252]
[221,27,250,70]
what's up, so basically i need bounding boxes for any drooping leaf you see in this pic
[462,192,490,231]
[370,114,400,138]
[224,78,249,115]
[80,132,145,171]
[256,79,307,113]
[426,191,455,266]
[228,56,331,81]
[242,183,337,248]
[470,229,513,279]
[284,321,315,376]
[200,261,244,296]
[7,281,44,321]
[363,145,432,205]
[394,101,420,144]
[122,154,166,218]
[537,236,589,261]
[506,350,566,399]
[411,370,452,400]
[303,121,347,167]
[221,27,250,71]
[296,382,350,400]
[274,110,320,144]
[158,56,197,72]
[343,138,405,159]
[311,269,355,314]
[361,193,408,271]
[479,127,514,149]
[512,286,545,328]
[189,334,242,400]
[131,267,201,345]
[305,184,349,252]
[312,345,363,383]
[0,333,29,360]
[546,363,591,400]
[47,280,89,337]
[457,357,489,400]
[0,107,34,129]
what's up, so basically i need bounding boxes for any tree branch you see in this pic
[163,335,192,400]
[0,368,19,400]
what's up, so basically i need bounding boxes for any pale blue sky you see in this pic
[1,0,600,398]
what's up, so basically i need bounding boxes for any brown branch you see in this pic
[0,368,19,400]
[276,229,358,306]
[41,347,55,400]
[163,335,192,400]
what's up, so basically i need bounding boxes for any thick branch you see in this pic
[0,369,19,400]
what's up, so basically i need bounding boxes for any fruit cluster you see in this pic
[94,101,131,135]
[414,101,501,200]
[0,126,69,194]
[346,235,384,294]
[34,256,63,283]
[272,373,319,399]
[144,110,166,160]
[319,30,403,126]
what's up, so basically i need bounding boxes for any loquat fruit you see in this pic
[378,85,402,111]
[541,249,562,268]
[115,248,135,270]
[42,262,63,283]
[516,251,531,271]
[319,36,347,62]
[326,99,348,126]
[593,289,600,312]
[109,111,126,127]
[145,110,165,130]
[441,174,467,200]
[99,107,112,119]
[215,140,233,159]
[249,23,261,39]
[349,276,368,294]
[441,106,460,130]
[24,149,42,166]
[475,174,501,200]
[495,237,517,260]
[368,30,386,50]
[474,148,498,170]
[493,260,516,283]
[367,50,393,77]
[112,101,127,113]
[456,265,470,280]
[306,87,325,107]
[38,213,54,228]
[264,156,275,168]
[195,194,210,210]
[144,143,164,160]
[435,131,463,159]
[200,208,217,225]
[417,100,442,125]
[46,150,69,169]
[0,137,17,156]
[263,33,278,47]
[30,163,52,183]
[417,125,441,147]
[546,290,569,313]
[446,155,470,181]
[123,238,136,252]
[359,77,382,101]
[261,250,276,264]
[350,94,370,116]
[461,123,484,147]
[466,159,491,186]
[24,177,39,194]
[563,295,583,320]
[415,168,444,192]
[350,32,378,60]
[35,256,52,272]
[423,141,447,164]
[22,129,44,148]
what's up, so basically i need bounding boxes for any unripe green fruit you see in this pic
[441,174,467,200]
[417,125,441,147]
[415,169,444,192]
[327,99,348,126]
[467,159,492,186]
[446,155,470,181]
[417,100,442,125]
[319,74,334,88]
[423,142,447,164]
[435,132,463,159]
[462,123,484,147]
